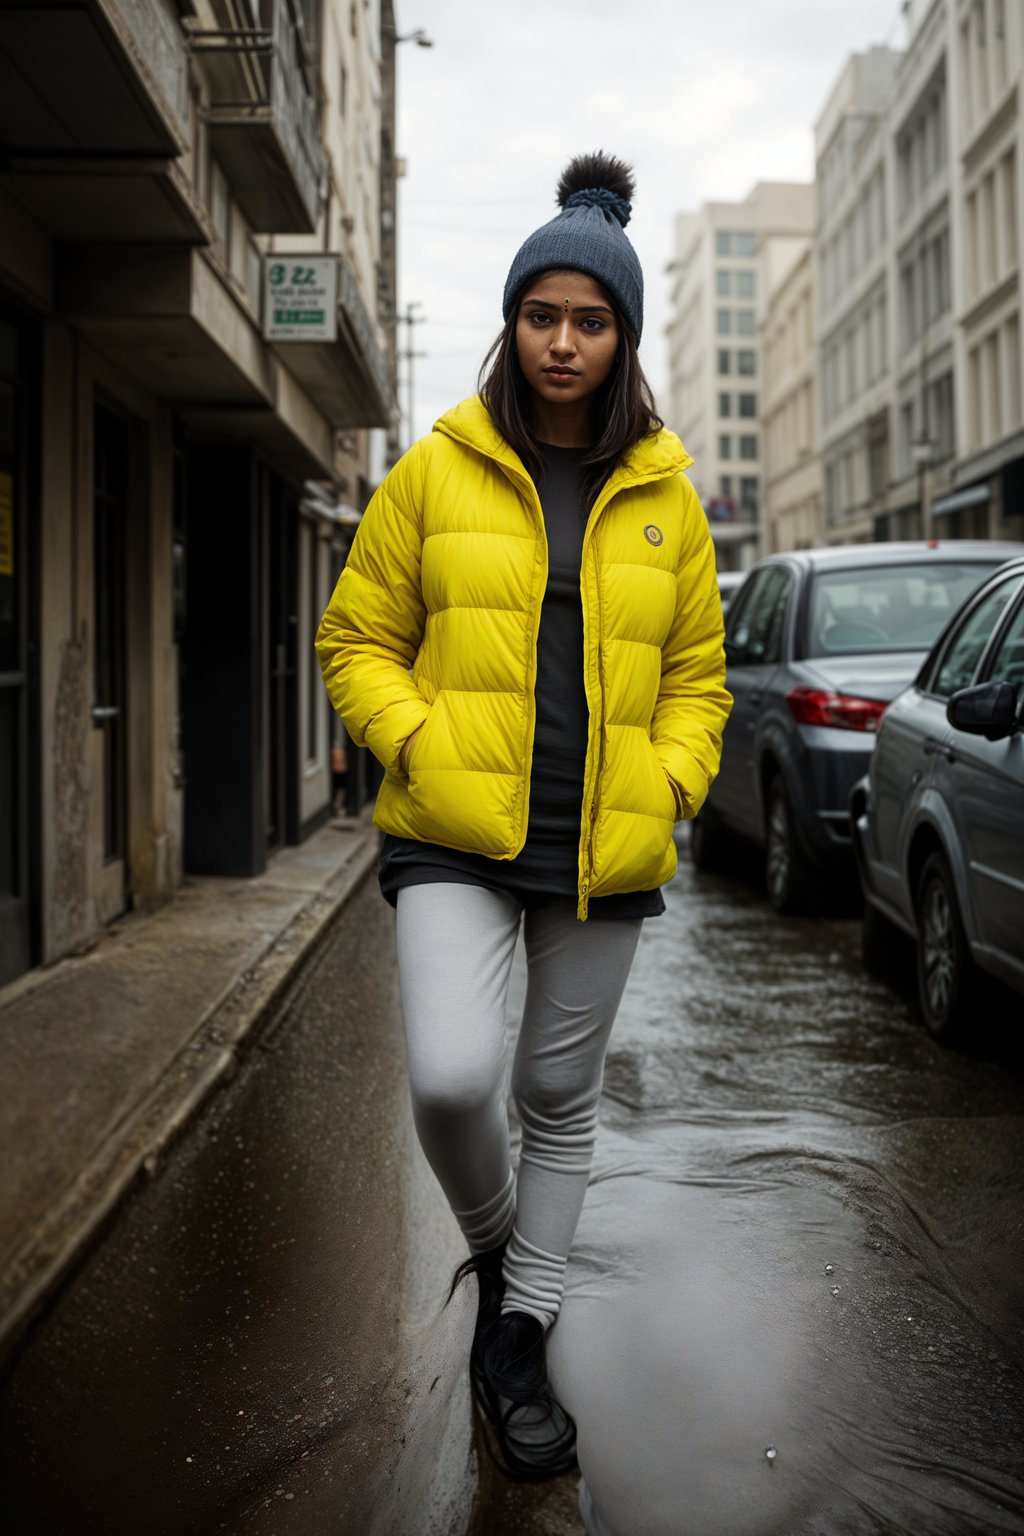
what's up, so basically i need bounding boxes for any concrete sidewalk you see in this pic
[0,814,379,1362]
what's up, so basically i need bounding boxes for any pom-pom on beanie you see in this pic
[502,152,644,342]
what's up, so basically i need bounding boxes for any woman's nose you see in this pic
[549,322,576,357]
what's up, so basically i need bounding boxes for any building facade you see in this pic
[815,46,901,546]
[889,0,957,540]
[666,182,814,571]
[762,238,822,552]
[0,0,397,986]
[942,0,1024,536]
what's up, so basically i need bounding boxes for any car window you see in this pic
[931,578,1022,698]
[728,567,789,665]
[760,573,791,666]
[805,562,1005,657]
[984,595,1024,694]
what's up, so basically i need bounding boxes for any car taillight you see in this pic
[786,687,888,732]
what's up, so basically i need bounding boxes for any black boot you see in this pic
[472,1309,579,1483]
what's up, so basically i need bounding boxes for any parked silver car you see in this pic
[851,556,1024,1041]
[692,542,1022,913]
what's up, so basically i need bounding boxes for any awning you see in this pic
[931,483,991,517]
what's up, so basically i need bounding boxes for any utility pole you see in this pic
[397,301,427,451]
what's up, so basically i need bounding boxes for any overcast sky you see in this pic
[393,0,910,444]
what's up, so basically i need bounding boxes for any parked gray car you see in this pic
[851,556,1024,1041]
[692,542,1024,913]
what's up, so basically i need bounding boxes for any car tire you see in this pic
[764,775,813,915]
[690,806,728,872]
[862,900,900,977]
[914,851,974,1044]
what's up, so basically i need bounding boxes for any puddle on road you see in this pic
[536,861,1024,1536]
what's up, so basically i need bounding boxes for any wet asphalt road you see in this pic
[482,834,1024,1535]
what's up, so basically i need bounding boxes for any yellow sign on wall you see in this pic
[0,472,13,577]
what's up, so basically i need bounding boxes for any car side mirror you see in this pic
[946,681,1019,741]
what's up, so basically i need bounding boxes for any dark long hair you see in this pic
[477,289,663,515]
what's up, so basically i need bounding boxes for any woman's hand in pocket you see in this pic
[399,725,424,777]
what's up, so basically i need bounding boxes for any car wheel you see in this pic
[915,851,974,1043]
[862,900,900,977]
[690,806,728,872]
[765,776,812,915]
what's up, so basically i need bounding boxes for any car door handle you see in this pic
[924,736,958,763]
[749,690,765,709]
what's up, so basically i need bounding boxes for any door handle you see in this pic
[924,736,957,763]
[91,705,120,723]
[749,690,764,709]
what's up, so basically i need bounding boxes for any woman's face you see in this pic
[515,269,620,409]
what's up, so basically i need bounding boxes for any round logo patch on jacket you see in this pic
[643,524,664,546]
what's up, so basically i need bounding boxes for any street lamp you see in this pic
[391,27,434,46]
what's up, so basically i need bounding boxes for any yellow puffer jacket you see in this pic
[316,395,732,918]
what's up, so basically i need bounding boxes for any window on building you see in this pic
[245,238,262,313]
[734,232,757,257]
[210,158,229,245]
[738,350,756,375]
[716,309,732,335]
[339,61,348,116]
[1007,315,1022,430]
[716,231,732,256]
[720,475,734,498]
[736,270,755,298]
[1003,148,1019,275]
[900,401,915,477]
[739,392,757,418]
[717,349,731,375]
[930,371,955,459]
[716,270,731,296]
[719,392,732,417]
[719,435,733,460]
[739,435,758,460]
[740,476,758,512]
[737,309,756,336]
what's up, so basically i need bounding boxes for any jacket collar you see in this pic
[433,395,694,487]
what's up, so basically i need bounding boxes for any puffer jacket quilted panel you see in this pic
[315,394,732,917]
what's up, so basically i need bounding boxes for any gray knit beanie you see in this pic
[502,152,644,342]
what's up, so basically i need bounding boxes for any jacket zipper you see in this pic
[577,487,615,920]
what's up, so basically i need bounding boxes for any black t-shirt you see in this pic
[378,442,666,920]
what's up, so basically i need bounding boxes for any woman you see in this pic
[316,152,732,1479]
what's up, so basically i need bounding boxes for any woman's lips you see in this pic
[543,367,579,382]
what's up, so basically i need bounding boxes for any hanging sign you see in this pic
[0,472,13,576]
[264,256,338,342]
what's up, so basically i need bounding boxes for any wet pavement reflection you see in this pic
[490,838,1024,1535]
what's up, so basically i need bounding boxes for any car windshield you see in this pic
[805,562,1005,657]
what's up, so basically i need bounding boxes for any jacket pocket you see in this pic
[396,698,434,783]
[644,734,678,823]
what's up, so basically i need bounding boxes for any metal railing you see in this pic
[187,0,323,227]
[114,0,191,136]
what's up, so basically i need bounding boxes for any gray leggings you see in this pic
[395,883,642,1331]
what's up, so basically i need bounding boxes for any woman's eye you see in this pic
[580,317,605,332]
[527,311,551,325]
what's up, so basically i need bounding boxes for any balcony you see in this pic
[190,0,324,233]
[0,0,190,153]
[270,249,396,428]
[0,0,206,242]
